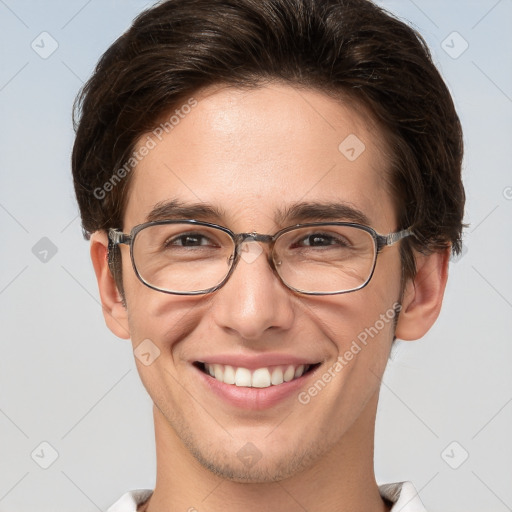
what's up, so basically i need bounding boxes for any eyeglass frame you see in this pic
[108,219,414,296]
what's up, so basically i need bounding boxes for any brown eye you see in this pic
[290,232,350,248]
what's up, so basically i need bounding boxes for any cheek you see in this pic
[126,292,204,344]
[310,264,401,351]
[307,249,402,381]
[349,252,402,356]
[125,296,207,404]
[124,271,215,370]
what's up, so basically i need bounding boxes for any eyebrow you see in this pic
[275,201,371,226]
[146,199,226,223]
[145,199,371,227]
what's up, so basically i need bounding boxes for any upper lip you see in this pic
[194,353,321,370]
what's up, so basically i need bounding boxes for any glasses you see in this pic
[108,220,413,296]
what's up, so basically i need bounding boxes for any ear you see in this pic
[90,231,131,339]
[395,247,450,341]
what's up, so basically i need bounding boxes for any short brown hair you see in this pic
[72,0,465,289]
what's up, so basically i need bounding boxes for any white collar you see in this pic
[107,481,426,512]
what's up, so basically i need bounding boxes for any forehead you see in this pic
[124,82,396,232]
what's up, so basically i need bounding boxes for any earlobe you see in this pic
[90,231,131,340]
[395,247,450,341]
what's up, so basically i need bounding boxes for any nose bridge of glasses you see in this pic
[232,232,272,254]
[236,232,274,244]
[232,232,278,269]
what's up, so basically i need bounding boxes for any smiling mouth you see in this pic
[194,362,320,388]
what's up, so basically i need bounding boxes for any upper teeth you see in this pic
[203,363,310,388]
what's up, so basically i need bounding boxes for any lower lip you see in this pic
[194,365,318,410]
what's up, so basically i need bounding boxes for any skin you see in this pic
[91,82,449,512]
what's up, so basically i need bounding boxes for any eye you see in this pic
[164,232,219,248]
[291,232,351,248]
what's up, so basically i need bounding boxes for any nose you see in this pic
[210,240,295,341]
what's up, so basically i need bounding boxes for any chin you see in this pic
[183,431,327,484]
[194,452,307,483]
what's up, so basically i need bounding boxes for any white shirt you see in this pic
[107,481,426,511]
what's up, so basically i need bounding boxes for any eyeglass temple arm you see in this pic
[108,228,131,246]
[377,228,415,251]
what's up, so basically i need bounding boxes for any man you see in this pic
[72,0,465,510]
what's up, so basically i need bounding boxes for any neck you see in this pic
[145,391,389,512]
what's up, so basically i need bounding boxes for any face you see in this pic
[118,83,403,481]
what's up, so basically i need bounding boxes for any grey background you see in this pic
[0,0,511,510]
